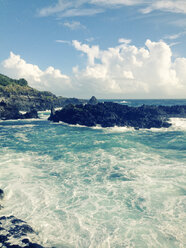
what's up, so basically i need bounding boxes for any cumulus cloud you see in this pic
[72,39,186,98]
[1,52,72,96]
[1,40,186,98]
[72,40,100,65]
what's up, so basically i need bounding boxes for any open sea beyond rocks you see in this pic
[0,99,186,248]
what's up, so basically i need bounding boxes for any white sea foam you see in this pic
[169,117,186,131]
[50,118,186,133]
[0,117,185,247]
[114,100,128,104]
[103,126,135,133]
[38,110,51,120]
[1,144,185,247]
[148,118,186,132]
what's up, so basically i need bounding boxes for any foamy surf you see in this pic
[50,118,186,133]
[0,101,186,248]
[169,118,186,131]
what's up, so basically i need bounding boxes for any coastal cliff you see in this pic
[0,73,86,120]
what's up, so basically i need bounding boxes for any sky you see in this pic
[0,0,186,99]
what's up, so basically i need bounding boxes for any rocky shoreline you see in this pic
[48,97,186,129]
[0,73,87,120]
[0,101,39,121]
[0,189,45,248]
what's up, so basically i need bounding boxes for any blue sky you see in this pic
[1,0,186,98]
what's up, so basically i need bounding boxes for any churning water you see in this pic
[0,100,186,248]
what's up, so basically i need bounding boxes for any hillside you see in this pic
[0,74,85,111]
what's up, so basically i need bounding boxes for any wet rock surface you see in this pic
[0,190,44,248]
[0,216,44,248]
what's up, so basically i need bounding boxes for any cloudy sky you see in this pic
[1,0,186,98]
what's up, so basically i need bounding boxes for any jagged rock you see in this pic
[63,98,86,106]
[88,96,98,105]
[22,109,39,119]
[48,101,186,129]
[0,101,22,120]
[0,189,4,200]
[48,107,55,121]
[0,189,4,210]
[0,216,44,248]
[0,101,39,120]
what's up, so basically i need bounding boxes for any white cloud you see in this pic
[1,39,186,98]
[163,31,186,40]
[38,0,186,18]
[2,52,72,96]
[58,8,104,17]
[72,39,186,98]
[63,21,86,30]
[39,0,73,17]
[56,40,71,45]
[91,0,143,6]
[72,40,100,65]
[141,0,186,14]
[38,0,104,18]
[118,38,131,44]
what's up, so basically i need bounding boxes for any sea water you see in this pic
[0,100,186,248]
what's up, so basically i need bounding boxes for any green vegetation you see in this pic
[0,73,85,112]
[0,73,57,98]
[0,74,28,86]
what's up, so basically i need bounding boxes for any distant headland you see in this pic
[0,73,86,120]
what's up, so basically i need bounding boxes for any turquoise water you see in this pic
[0,100,186,248]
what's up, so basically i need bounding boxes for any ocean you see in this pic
[0,99,186,248]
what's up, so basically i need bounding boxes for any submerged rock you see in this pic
[0,216,44,248]
[48,98,186,129]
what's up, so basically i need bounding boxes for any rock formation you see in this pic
[48,98,186,129]
[0,101,39,120]
[87,96,98,105]
[0,73,87,118]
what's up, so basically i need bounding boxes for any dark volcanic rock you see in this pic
[0,189,4,210]
[0,216,44,248]
[0,189,4,200]
[0,101,22,120]
[48,100,186,129]
[22,109,39,119]
[0,101,39,120]
[87,96,98,105]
